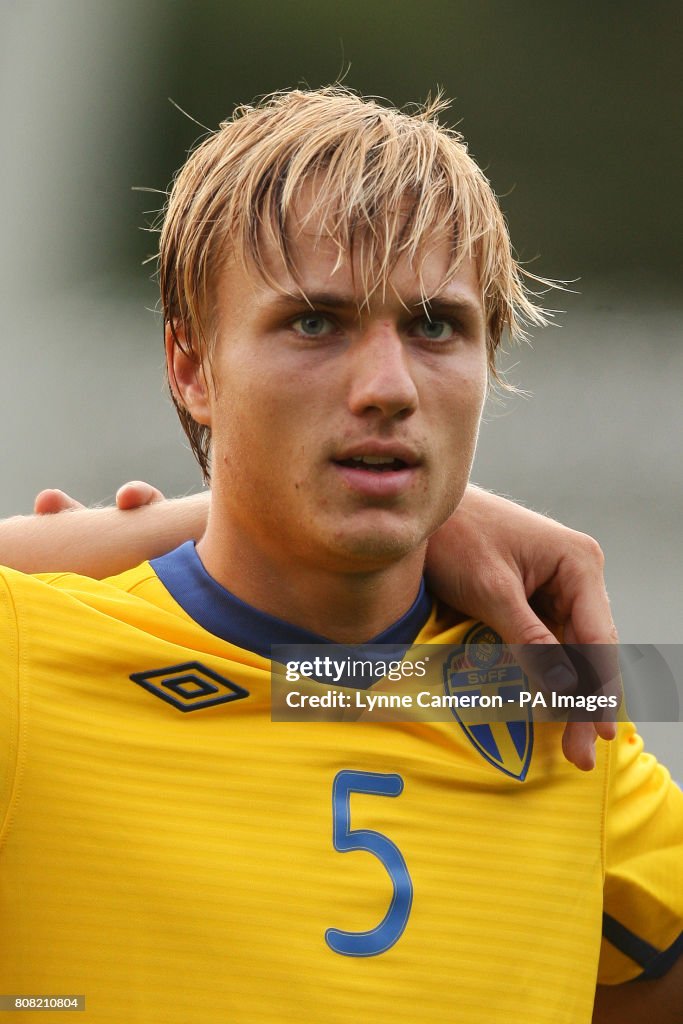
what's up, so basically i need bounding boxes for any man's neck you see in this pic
[196,517,427,645]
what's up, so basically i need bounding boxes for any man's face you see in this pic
[197,203,488,575]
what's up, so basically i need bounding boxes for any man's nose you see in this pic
[346,324,419,419]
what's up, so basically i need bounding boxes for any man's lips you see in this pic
[332,442,420,468]
[331,443,422,497]
[335,455,409,472]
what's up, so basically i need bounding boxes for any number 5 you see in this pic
[325,769,413,957]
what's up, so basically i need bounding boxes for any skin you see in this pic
[169,213,488,643]
[593,961,683,1023]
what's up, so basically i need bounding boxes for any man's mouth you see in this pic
[335,455,409,473]
[331,446,420,497]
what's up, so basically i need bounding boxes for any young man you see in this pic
[0,88,680,1024]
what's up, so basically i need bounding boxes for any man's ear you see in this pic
[164,322,212,427]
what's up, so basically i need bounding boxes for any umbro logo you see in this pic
[130,661,250,713]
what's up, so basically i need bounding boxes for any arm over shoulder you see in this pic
[0,493,209,578]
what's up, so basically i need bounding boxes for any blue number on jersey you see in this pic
[326,769,413,957]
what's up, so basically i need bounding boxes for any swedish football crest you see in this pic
[443,624,533,781]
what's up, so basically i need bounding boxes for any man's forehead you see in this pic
[254,222,481,307]
[211,171,484,317]
[216,258,483,332]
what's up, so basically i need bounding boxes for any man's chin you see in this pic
[324,523,430,571]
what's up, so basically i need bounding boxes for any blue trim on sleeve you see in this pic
[634,932,683,981]
[150,542,431,661]
[603,912,683,980]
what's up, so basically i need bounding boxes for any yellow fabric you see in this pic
[599,721,683,982]
[0,562,681,1023]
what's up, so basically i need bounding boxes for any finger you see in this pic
[481,589,605,770]
[594,719,618,740]
[481,587,581,698]
[560,563,617,647]
[562,722,597,772]
[563,643,620,741]
[115,481,166,511]
[563,595,620,741]
[495,581,620,739]
[33,489,85,515]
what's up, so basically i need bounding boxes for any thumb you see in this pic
[479,580,561,647]
[485,595,580,699]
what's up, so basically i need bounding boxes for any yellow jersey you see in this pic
[0,542,681,1023]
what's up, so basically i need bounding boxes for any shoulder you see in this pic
[0,558,156,593]
[0,561,176,650]
[600,721,683,983]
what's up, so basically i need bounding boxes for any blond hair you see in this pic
[159,86,548,479]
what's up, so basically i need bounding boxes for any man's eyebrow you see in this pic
[268,291,483,319]
[408,295,484,321]
[269,291,359,310]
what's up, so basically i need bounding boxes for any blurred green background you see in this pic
[4,1,682,290]
[1,1,681,753]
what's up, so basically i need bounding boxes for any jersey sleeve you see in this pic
[599,721,683,984]
[0,569,21,848]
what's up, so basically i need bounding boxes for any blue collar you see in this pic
[150,541,432,660]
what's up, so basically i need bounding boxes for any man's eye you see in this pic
[413,318,455,342]
[292,314,335,337]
